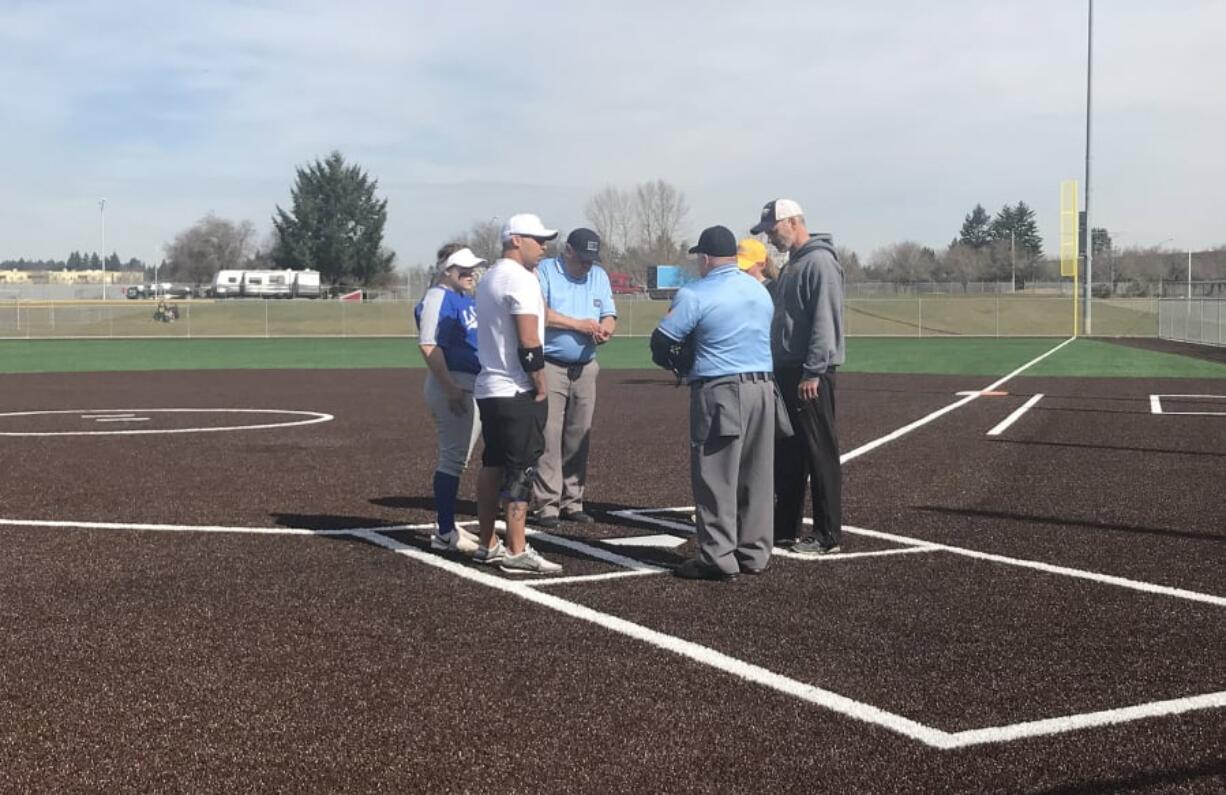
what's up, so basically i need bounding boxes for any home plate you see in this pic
[603,534,688,549]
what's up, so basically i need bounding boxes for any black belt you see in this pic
[545,357,593,380]
[691,372,774,387]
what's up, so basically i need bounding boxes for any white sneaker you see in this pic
[473,539,507,565]
[499,544,563,575]
[431,526,479,553]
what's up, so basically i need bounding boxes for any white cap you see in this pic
[750,198,805,234]
[500,213,559,243]
[442,247,485,270]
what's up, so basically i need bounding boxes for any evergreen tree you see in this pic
[958,204,993,249]
[67,251,82,270]
[990,202,1043,260]
[88,252,101,268]
[272,151,395,286]
[1091,227,1112,257]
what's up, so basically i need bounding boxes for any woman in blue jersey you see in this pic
[414,244,485,552]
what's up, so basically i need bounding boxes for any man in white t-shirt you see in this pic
[472,213,563,575]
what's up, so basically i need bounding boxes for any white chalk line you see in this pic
[844,523,1226,608]
[986,393,1044,436]
[3,511,1223,746]
[529,569,666,587]
[1149,394,1226,417]
[946,690,1226,748]
[94,417,151,423]
[354,528,953,748]
[0,408,334,437]
[840,336,1075,463]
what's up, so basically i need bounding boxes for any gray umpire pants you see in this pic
[690,374,776,575]
[533,359,599,518]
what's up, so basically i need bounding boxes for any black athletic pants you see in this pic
[773,365,842,548]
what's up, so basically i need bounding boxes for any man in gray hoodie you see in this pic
[751,198,844,556]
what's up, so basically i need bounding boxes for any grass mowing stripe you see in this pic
[1,336,1224,378]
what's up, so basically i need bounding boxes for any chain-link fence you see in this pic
[0,295,1162,340]
[1158,299,1225,346]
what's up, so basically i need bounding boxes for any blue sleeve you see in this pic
[537,261,551,305]
[656,287,699,341]
[597,269,616,318]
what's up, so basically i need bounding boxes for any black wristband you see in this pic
[518,345,545,372]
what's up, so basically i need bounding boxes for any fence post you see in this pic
[187,302,192,338]
[995,295,1000,337]
[264,299,270,338]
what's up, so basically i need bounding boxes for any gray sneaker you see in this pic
[473,540,507,565]
[792,538,841,557]
[430,527,479,553]
[499,544,563,575]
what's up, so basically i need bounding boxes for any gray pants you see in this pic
[690,375,776,575]
[533,359,599,518]
[423,370,481,476]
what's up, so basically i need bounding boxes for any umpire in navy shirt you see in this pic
[651,225,780,581]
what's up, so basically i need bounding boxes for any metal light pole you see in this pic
[1010,230,1016,293]
[99,198,107,300]
[1187,249,1193,310]
[1082,0,1094,334]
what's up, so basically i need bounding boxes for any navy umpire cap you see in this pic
[688,225,738,257]
[566,228,602,262]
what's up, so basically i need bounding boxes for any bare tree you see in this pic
[451,219,502,266]
[163,214,255,284]
[634,179,689,253]
[867,242,939,284]
[584,186,636,255]
[835,246,864,283]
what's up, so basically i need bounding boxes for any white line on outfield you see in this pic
[356,529,954,748]
[945,691,1226,749]
[840,336,1076,463]
[986,394,1044,436]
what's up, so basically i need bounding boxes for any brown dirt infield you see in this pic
[1,368,1223,792]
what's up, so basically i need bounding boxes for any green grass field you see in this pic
[2,336,1223,379]
[0,296,1159,339]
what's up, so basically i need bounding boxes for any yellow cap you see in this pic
[737,238,767,271]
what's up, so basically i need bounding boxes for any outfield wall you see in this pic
[0,296,1158,340]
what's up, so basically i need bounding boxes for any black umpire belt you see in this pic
[545,356,593,380]
[689,372,774,387]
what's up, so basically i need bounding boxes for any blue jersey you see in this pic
[415,285,480,375]
[537,257,617,364]
[656,265,774,378]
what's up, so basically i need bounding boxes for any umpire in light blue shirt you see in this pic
[530,228,618,528]
[651,225,781,581]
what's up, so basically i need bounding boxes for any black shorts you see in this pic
[477,393,547,470]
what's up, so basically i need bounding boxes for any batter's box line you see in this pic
[5,514,1223,747]
[608,508,942,562]
[356,528,1226,750]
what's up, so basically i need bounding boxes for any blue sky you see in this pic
[2,0,1223,268]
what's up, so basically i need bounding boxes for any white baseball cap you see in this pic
[442,247,485,270]
[500,213,559,243]
[750,199,805,234]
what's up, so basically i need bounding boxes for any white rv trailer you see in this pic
[210,269,322,299]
